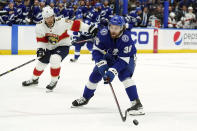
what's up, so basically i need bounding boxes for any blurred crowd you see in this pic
[0,0,197,29]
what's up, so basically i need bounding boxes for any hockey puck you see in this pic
[133,119,139,125]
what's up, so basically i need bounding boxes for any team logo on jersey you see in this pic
[173,31,182,45]
[46,33,59,45]
[100,28,108,36]
[113,49,119,55]
[122,35,129,42]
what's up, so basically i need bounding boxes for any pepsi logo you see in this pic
[174,31,182,45]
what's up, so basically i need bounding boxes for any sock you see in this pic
[32,68,44,80]
[125,85,139,101]
[83,86,95,99]
[51,67,61,82]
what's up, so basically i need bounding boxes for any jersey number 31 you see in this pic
[124,45,132,54]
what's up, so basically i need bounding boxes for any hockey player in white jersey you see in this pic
[168,12,176,28]
[183,7,196,29]
[22,6,98,91]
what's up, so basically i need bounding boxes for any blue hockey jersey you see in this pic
[54,7,69,18]
[30,6,42,24]
[93,28,137,73]
[15,3,28,24]
[85,8,101,25]
[2,6,17,25]
[83,6,92,19]
[100,6,113,20]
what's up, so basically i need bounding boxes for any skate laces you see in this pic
[26,79,33,84]
[76,97,86,104]
[49,81,57,86]
[131,100,137,107]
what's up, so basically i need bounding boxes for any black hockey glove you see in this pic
[88,24,98,37]
[36,48,46,58]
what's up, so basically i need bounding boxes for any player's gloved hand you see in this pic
[37,48,46,58]
[103,68,118,84]
[88,24,98,37]
[96,60,109,77]
[70,31,81,44]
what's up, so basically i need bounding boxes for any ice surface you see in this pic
[0,54,197,131]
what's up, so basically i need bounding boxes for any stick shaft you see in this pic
[75,38,94,44]
[0,59,36,77]
[109,82,126,122]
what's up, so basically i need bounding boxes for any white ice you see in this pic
[0,54,197,131]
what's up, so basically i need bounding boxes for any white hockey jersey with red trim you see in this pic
[35,18,90,50]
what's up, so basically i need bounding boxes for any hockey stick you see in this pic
[108,82,129,122]
[0,58,36,77]
[74,38,95,44]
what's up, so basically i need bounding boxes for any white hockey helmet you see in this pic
[170,12,175,18]
[188,6,193,10]
[42,6,54,19]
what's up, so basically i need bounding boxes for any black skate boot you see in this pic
[22,78,39,86]
[46,81,58,92]
[72,97,91,107]
[127,99,145,116]
[70,58,78,62]
[46,76,60,92]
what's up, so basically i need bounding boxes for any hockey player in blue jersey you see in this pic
[30,0,43,24]
[1,0,17,25]
[70,14,95,62]
[72,15,145,115]
[68,3,82,20]
[14,0,29,24]
[54,0,69,18]
[83,0,92,19]
[84,2,102,25]
[125,7,142,29]
[100,0,113,27]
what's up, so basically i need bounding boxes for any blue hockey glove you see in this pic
[96,60,109,77]
[70,31,81,44]
[103,68,118,84]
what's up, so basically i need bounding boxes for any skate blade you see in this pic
[46,89,53,93]
[128,109,145,116]
[22,84,38,87]
[70,105,84,108]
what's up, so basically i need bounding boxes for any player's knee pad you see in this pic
[50,54,62,68]
[122,78,135,88]
[35,61,48,71]
[86,80,98,90]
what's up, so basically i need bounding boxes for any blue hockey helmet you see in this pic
[50,0,55,3]
[40,0,46,3]
[9,0,14,3]
[95,2,102,8]
[109,15,125,26]
[59,0,63,4]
